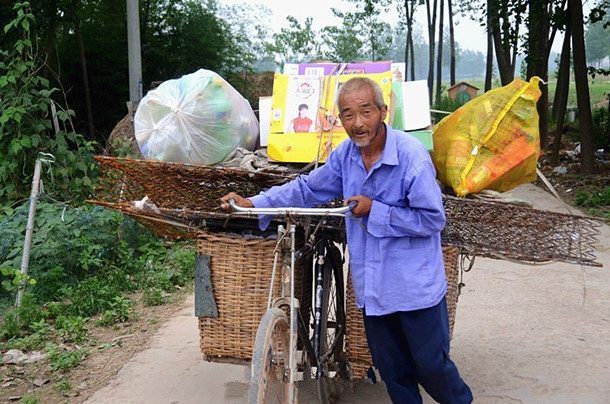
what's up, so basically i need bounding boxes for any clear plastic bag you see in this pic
[135,69,258,166]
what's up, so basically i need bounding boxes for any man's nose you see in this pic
[353,113,364,127]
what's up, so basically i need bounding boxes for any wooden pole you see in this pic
[16,159,43,307]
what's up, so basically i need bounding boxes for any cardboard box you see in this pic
[267,71,394,163]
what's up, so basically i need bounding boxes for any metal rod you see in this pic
[288,224,297,403]
[267,225,283,309]
[229,199,357,217]
[16,159,42,307]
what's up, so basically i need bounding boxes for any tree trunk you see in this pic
[488,0,512,85]
[435,0,444,105]
[485,0,493,92]
[426,0,438,101]
[510,15,520,76]
[409,31,415,80]
[75,20,95,140]
[448,0,456,86]
[527,1,550,148]
[551,17,571,164]
[491,28,513,85]
[570,0,594,174]
[404,0,410,70]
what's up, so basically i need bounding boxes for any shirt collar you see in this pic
[349,124,399,167]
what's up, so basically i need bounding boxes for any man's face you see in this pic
[298,107,307,118]
[338,87,387,148]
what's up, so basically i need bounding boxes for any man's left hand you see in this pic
[345,195,372,217]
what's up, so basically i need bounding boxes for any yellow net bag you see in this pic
[432,77,542,196]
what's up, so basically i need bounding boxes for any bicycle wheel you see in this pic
[317,243,346,404]
[248,308,290,404]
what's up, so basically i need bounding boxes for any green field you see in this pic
[458,76,610,107]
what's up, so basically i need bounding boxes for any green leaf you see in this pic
[20,136,30,147]
[3,21,14,34]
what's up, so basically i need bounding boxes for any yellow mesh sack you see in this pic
[432,77,542,197]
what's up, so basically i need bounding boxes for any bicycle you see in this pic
[229,200,356,404]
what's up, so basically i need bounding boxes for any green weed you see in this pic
[46,343,87,371]
[575,186,610,207]
[54,315,88,344]
[143,287,164,307]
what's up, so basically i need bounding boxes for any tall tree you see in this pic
[485,0,493,91]
[570,0,595,174]
[426,0,438,100]
[488,0,524,85]
[436,0,445,104]
[267,16,320,65]
[324,0,392,62]
[448,0,456,85]
[403,0,418,80]
[526,0,567,148]
[551,10,571,163]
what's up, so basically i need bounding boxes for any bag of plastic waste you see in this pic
[135,69,258,165]
[432,77,541,196]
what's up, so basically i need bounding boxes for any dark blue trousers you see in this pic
[363,297,473,404]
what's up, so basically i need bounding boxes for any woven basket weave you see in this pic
[345,246,461,379]
[196,233,309,363]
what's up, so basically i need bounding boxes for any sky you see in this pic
[221,0,565,55]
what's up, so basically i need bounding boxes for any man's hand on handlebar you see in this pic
[220,192,253,212]
[344,195,371,217]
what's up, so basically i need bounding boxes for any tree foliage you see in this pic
[0,2,96,203]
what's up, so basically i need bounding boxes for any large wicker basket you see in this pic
[196,233,310,363]
[345,246,461,379]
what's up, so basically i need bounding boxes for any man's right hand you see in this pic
[219,192,254,212]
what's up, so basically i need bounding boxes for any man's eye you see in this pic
[362,110,371,115]
[343,114,354,120]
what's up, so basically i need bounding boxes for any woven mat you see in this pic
[88,156,602,267]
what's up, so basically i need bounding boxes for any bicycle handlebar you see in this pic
[228,199,357,217]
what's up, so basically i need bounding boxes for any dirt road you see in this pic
[86,184,610,403]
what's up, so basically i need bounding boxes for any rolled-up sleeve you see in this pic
[367,160,445,238]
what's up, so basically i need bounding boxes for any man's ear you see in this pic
[380,104,388,121]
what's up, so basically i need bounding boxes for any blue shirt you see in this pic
[250,125,447,316]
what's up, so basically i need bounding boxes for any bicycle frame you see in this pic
[229,199,354,403]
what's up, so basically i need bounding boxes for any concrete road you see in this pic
[86,184,610,404]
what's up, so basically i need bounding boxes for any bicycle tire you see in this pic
[316,244,345,404]
[248,308,290,404]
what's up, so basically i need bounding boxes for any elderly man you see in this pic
[221,77,472,403]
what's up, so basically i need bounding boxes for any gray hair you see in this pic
[335,77,386,110]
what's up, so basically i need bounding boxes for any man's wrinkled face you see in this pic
[338,87,387,148]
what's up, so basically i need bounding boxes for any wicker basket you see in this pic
[345,246,461,379]
[196,233,309,363]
